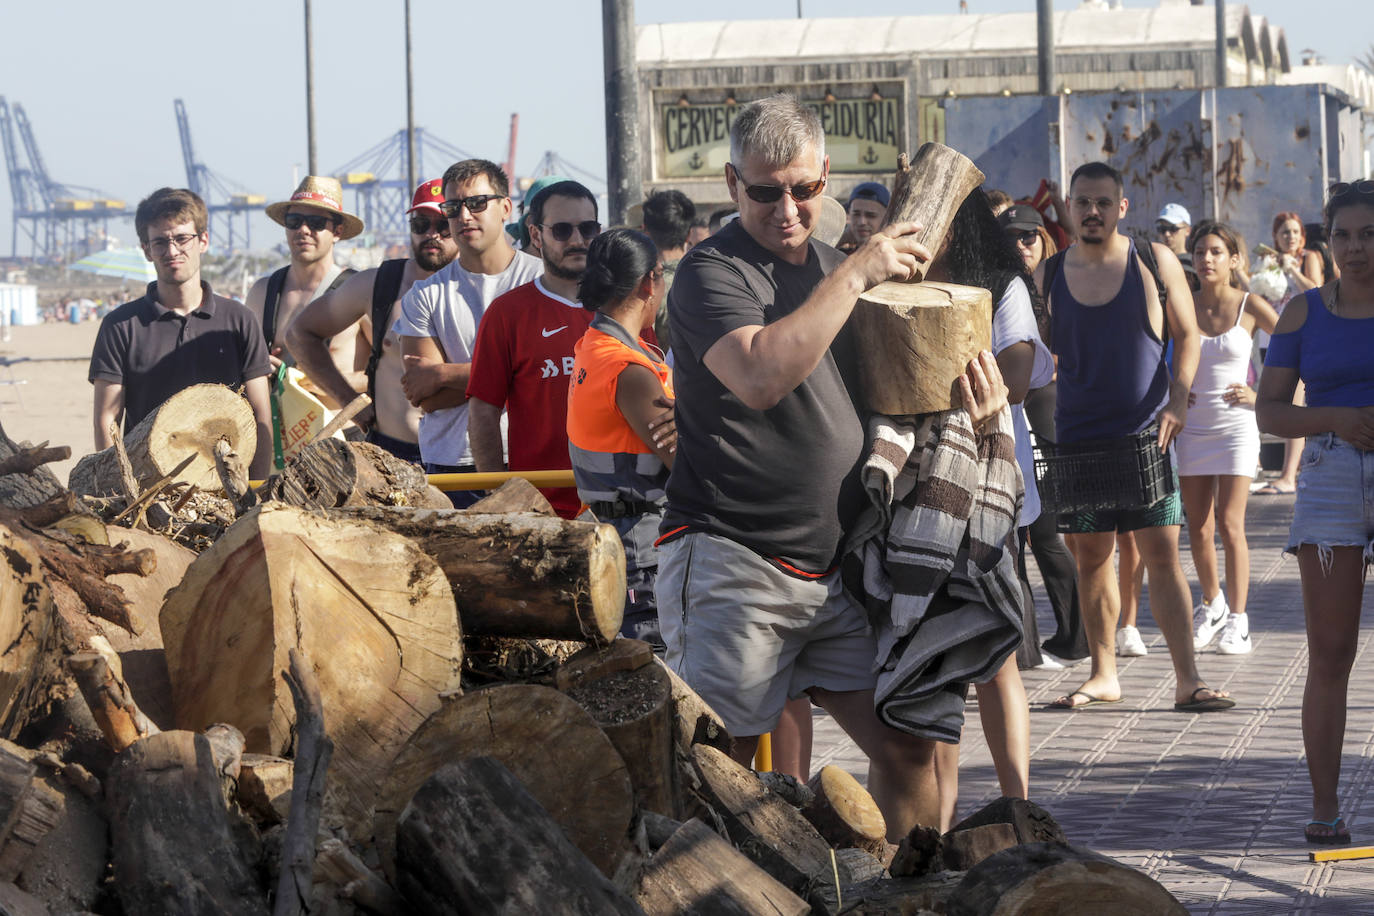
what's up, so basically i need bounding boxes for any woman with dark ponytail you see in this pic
[568,229,675,650]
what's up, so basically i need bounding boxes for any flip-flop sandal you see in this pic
[1306,817,1351,846]
[1174,687,1236,712]
[1253,483,1295,496]
[1047,690,1122,710]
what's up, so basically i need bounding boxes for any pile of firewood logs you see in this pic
[0,418,1184,915]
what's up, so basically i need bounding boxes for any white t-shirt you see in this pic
[992,276,1054,526]
[396,249,543,465]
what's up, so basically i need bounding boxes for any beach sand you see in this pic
[1,321,103,484]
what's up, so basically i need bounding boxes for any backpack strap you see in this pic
[1132,238,1170,346]
[366,259,409,402]
[1040,250,1067,344]
[261,266,290,350]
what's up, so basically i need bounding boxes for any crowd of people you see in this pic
[83,94,1373,846]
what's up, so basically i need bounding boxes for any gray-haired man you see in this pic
[656,94,1007,837]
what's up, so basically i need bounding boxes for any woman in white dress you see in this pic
[1177,221,1279,655]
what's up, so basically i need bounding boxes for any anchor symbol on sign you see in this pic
[687,151,703,171]
[862,146,879,165]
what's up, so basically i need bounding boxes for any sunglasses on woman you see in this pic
[1006,230,1039,248]
[283,213,339,232]
[728,163,827,204]
[1329,180,1374,199]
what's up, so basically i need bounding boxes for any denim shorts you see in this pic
[655,532,877,736]
[1288,433,1374,568]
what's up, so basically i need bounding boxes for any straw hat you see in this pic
[265,176,364,240]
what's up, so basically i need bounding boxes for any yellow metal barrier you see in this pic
[754,733,773,772]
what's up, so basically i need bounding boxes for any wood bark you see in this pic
[0,443,69,481]
[851,281,993,415]
[657,659,732,757]
[106,730,268,916]
[689,744,838,893]
[943,823,1019,871]
[11,752,107,914]
[316,837,407,916]
[564,658,677,817]
[0,881,49,916]
[851,143,992,416]
[635,818,808,916]
[0,527,63,741]
[335,507,627,644]
[880,143,988,280]
[68,384,256,497]
[803,764,888,859]
[258,439,450,510]
[946,842,1186,916]
[235,754,293,828]
[467,476,556,515]
[373,684,634,879]
[811,872,964,916]
[951,796,1068,846]
[395,757,643,916]
[0,423,65,509]
[273,649,333,916]
[66,652,159,753]
[0,741,61,882]
[159,503,463,836]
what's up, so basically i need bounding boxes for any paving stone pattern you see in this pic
[810,491,1374,914]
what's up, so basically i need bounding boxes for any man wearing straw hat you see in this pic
[246,176,364,383]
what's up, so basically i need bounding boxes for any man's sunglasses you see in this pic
[1329,180,1374,199]
[439,194,505,217]
[728,163,826,204]
[1155,222,1185,234]
[408,215,451,237]
[541,221,602,242]
[1007,230,1040,247]
[283,212,339,232]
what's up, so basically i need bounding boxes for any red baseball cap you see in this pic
[407,178,445,215]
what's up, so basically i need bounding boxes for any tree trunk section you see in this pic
[689,744,838,893]
[0,423,66,509]
[951,796,1068,846]
[335,507,626,644]
[258,439,450,510]
[880,143,987,280]
[0,527,63,741]
[634,818,808,916]
[564,658,677,817]
[851,281,992,415]
[373,684,634,880]
[657,660,732,757]
[467,477,556,515]
[68,384,256,497]
[158,503,462,836]
[106,730,268,916]
[395,757,642,916]
[804,764,888,859]
[947,842,1186,916]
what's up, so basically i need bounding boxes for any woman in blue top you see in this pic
[1257,180,1374,846]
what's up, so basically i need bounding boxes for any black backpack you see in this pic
[261,265,356,350]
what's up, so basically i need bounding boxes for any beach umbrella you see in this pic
[69,248,157,283]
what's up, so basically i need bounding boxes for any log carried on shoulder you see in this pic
[851,143,992,416]
[68,384,257,497]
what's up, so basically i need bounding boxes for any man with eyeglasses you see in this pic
[1033,161,1231,714]
[89,187,273,478]
[654,94,1002,839]
[466,180,602,518]
[285,179,457,464]
[247,176,363,380]
[397,159,543,504]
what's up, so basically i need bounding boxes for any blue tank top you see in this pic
[1051,241,1172,443]
[1264,288,1374,408]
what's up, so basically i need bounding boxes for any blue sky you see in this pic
[0,0,1364,256]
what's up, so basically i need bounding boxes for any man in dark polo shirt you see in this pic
[89,187,273,477]
[656,94,1008,839]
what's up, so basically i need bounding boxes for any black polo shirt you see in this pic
[89,281,271,432]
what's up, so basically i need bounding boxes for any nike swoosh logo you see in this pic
[541,326,567,338]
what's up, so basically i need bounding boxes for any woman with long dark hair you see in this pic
[932,188,1054,824]
[568,229,675,649]
[1177,221,1278,656]
[1257,180,1374,845]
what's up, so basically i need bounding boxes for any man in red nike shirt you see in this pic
[466,180,601,517]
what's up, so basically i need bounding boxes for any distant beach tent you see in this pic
[69,248,157,283]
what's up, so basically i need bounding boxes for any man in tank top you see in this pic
[1034,161,1234,713]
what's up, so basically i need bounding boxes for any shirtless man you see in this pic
[246,176,364,385]
[1035,161,1232,713]
[285,179,457,463]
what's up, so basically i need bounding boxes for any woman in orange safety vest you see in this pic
[567,228,675,650]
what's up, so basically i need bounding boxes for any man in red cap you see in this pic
[285,179,458,463]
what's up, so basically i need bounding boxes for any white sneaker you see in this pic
[1193,594,1230,651]
[1033,655,1065,670]
[1117,625,1148,657]
[1216,613,1252,655]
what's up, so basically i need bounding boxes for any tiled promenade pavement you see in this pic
[810,490,1374,914]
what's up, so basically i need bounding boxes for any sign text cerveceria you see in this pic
[663,99,899,154]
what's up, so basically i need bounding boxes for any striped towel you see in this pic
[842,406,1025,743]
